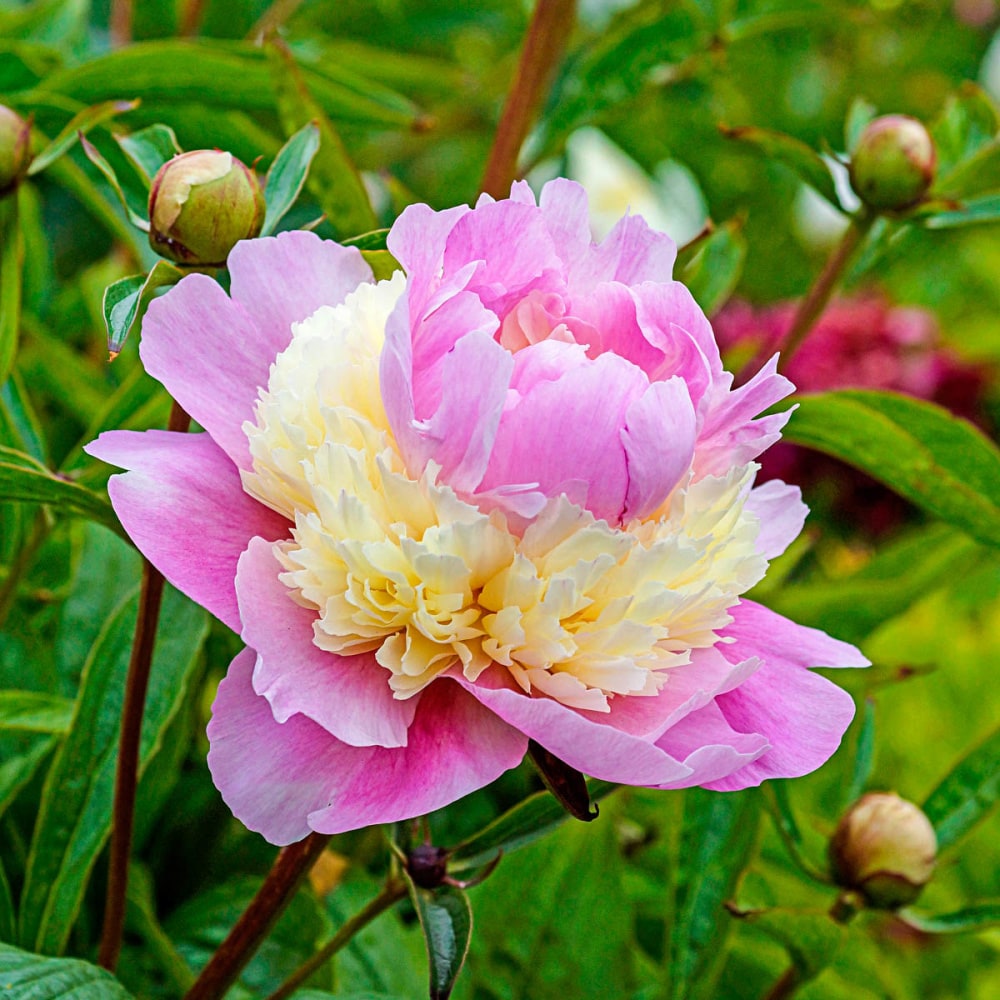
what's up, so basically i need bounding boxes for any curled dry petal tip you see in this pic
[148,149,265,267]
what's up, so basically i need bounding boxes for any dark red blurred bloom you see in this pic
[715,295,992,534]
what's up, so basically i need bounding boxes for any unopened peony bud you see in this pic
[829,792,937,909]
[849,115,936,212]
[148,149,265,267]
[0,105,32,195]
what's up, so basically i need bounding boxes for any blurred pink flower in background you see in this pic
[87,181,866,845]
[715,295,991,533]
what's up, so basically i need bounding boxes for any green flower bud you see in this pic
[829,792,937,909]
[148,150,265,267]
[849,115,936,212]
[0,105,33,196]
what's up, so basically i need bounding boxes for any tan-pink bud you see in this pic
[0,105,32,196]
[849,115,936,212]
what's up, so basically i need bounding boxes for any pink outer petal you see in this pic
[480,348,649,523]
[141,232,372,470]
[85,430,288,632]
[235,537,416,749]
[744,480,807,560]
[570,209,678,290]
[387,202,470,310]
[702,600,868,790]
[696,356,795,478]
[227,231,373,356]
[622,377,698,521]
[208,650,527,844]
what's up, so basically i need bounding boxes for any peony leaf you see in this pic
[35,40,421,129]
[667,789,761,1000]
[0,736,55,821]
[736,909,846,984]
[931,83,1000,180]
[922,727,1000,851]
[0,855,13,942]
[679,218,747,317]
[26,98,139,176]
[0,189,24,385]
[78,133,150,230]
[846,698,877,805]
[17,586,208,954]
[782,391,1000,550]
[406,882,473,1000]
[920,193,1000,229]
[0,943,135,997]
[0,691,74,734]
[267,40,378,238]
[845,96,878,153]
[0,445,119,530]
[764,523,981,644]
[448,779,618,871]
[102,260,184,359]
[115,122,182,184]
[901,903,1000,935]
[261,121,321,237]
[343,228,390,251]
[718,124,842,209]
[165,877,333,994]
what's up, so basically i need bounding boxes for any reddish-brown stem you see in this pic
[98,401,190,971]
[480,0,577,198]
[761,966,801,1000]
[735,211,874,386]
[179,0,209,36]
[183,832,332,1000]
[109,0,133,47]
[265,878,408,1000]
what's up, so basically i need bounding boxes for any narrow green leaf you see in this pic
[680,218,747,317]
[1,371,48,462]
[931,83,1000,178]
[922,727,1000,851]
[27,98,139,176]
[103,260,184,358]
[761,783,829,884]
[902,902,1000,935]
[0,189,25,384]
[0,691,74,734]
[719,124,842,208]
[920,193,1000,229]
[18,586,208,954]
[116,123,181,184]
[782,391,1000,550]
[449,780,618,871]
[342,229,390,251]
[0,854,14,942]
[766,523,980,644]
[0,736,55,820]
[0,942,134,996]
[261,121,321,236]
[268,41,378,238]
[668,789,761,1000]
[0,445,119,529]
[36,40,421,129]
[845,96,878,153]
[846,699,876,804]
[79,134,150,231]
[407,883,472,1000]
[740,909,845,983]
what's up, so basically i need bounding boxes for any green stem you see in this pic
[265,878,409,1000]
[480,0,577,198]
[736,211,874,384]
[98,400,190,972]
[182,832,332,1000]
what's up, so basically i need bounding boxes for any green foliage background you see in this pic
[1,0,1000,998]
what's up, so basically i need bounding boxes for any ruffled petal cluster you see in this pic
[87,181,867,845]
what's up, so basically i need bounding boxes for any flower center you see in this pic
[241,273,768,711]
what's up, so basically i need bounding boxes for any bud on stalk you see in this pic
[849,115,936,212]
[0,105,32,196]
[829,792,937,909]
[148,150,265,267]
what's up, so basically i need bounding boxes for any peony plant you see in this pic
[87,180,866,845]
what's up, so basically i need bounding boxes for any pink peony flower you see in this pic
[87,180,867,845]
